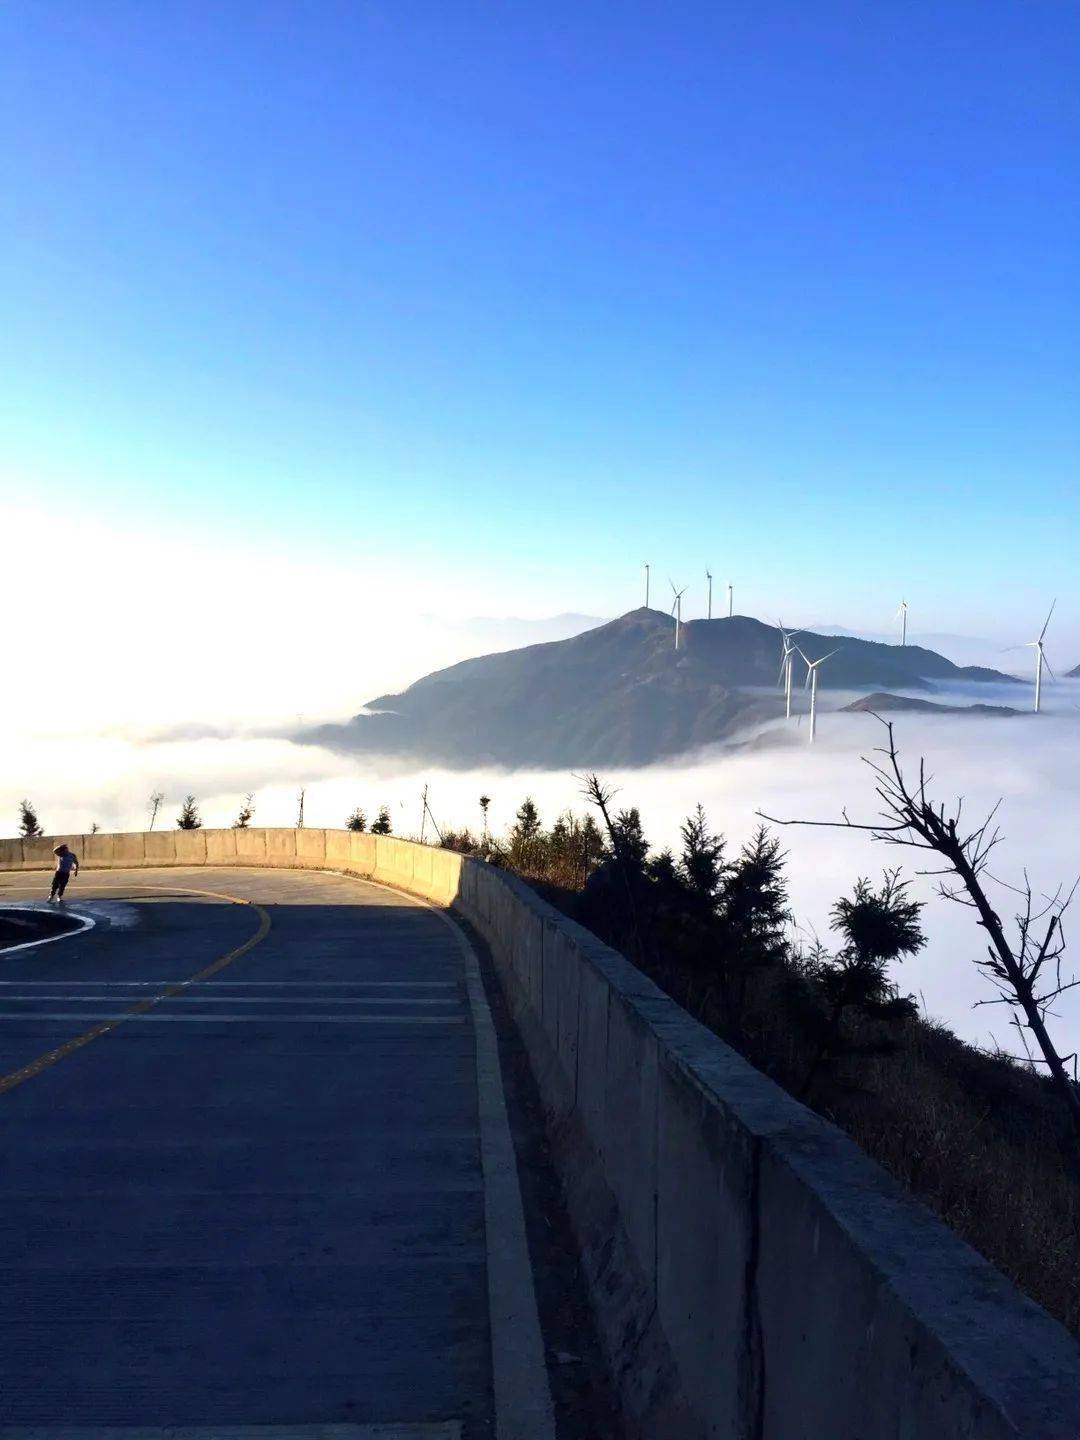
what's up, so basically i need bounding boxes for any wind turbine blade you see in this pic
[1044,653,1057,682]
[1040,598,1057,642]
[818,647,842,665]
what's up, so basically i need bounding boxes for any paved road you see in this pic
[0,866,546,1439]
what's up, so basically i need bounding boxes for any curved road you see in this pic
[0,866,551,1439]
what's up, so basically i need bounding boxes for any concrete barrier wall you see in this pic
[4,830,1079,1437]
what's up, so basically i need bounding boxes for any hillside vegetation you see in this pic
[437,792,1080,1336]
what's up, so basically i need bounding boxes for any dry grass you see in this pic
[830,1021,1080,1332]
[441,822,1080,1335]
[534,878,1080,1338]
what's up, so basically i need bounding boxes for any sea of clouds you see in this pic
[6,503,1079,1060]
[7,687,1080,1062]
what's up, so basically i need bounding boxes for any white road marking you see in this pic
[0,907,95,955]
[3,864,552,1440]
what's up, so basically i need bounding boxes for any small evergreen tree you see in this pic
[371,806,393,835]
[579,812,607,880]
[510,797,540,840]
[679,804,727,904]
[18,800,42,839]
[233,794,255,829]
[611,807,649,875]
[647,847,678,886]
[799,870,924,1095]
[177,795,203,830]
[646,847,686,915]
[90,821,100,835]
[508,797,542,869]
[718,825,792,1035]
[346,807,368,833]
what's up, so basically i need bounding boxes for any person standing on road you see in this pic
[49,844,79,902]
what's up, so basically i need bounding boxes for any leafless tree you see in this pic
[419,785,442,845]
[148,791,164,831]
[296,788,305,829]
[760,718,1080,1137]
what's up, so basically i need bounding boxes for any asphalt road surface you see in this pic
[0,866,557,1440]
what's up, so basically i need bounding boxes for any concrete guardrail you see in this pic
[3,827,1080,1438]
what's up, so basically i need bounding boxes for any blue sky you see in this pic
[3,1,1078,633]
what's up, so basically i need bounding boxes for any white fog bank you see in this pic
[5,501,1079,1061]
[5,697,1080,1062]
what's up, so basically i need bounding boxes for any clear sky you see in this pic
[3,1,1078,636]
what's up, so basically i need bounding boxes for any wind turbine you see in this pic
[670,580,687,650]
[1028,601,1056,713]
[797,645,841,743]
[896,600,908,647]
[643,563,650,610]
[706,569,713,620]
[777,622,802,720]
[727,582,734,618]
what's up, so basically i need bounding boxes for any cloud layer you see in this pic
[7,694,1080,1063]
[6,502,1079,1063]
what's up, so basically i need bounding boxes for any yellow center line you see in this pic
[0,884,272,1096]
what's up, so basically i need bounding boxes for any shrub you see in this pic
[177,795,202,830]
[18,800,42,839]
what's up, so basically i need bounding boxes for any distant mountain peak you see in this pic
[844,692,1019,717]
[307,608,1022,769]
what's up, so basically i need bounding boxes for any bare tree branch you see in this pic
[758,716,1080,1138]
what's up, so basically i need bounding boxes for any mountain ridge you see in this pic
[309,607,1021,768]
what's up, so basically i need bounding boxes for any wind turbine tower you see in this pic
[706,569,713,620]
[644,563,650,610]
[897,600,909,647]
[777,622,802,720]
[797,645,841,743]
[727,582,734,618]
[670,581,687,650]
[1028,601,1056,713]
